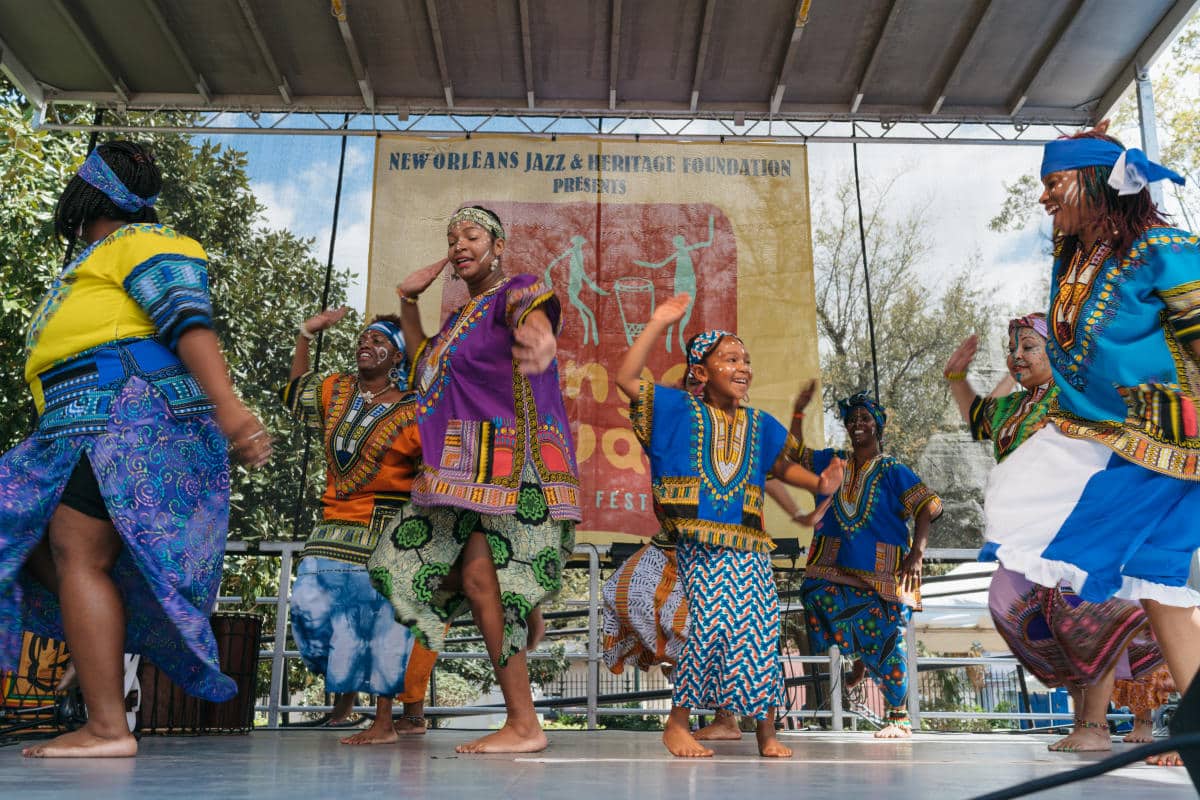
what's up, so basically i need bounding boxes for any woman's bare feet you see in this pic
[394,715,427,735]
[874,722,912,739]
[456,721,548,753]
[756,724,792,758]
[663,719,714,758]
[324,692,357,726]
[1048,722,1111,752]
[340,716,398,746]
[22,726,137,758]
[694,709,742,741]
[1146,750,1184,766]
[1123,717,1154,744]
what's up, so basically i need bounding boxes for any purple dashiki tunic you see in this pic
[369,272,580,664]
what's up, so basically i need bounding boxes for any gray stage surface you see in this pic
[1,729,1194,799]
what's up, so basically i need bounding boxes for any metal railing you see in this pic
[217,543,1146,731]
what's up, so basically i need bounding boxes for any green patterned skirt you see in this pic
[367,482,574,665]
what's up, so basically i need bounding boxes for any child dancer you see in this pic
[615,293,842,759]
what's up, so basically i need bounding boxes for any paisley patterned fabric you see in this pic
[0,377,235,701]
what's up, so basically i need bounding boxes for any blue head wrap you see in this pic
[687,329,738,369]
[76,149,158,213]
[838,391,886,437]
[1040,138,1185,196]
[365,321,408,389]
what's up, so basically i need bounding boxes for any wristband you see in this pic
[298,322,316,341]
[399,293,420,305]
[792,411,805,420]
[944,371,967,382]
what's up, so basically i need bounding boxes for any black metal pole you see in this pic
[851,135,882,403]
[290,114,351,538]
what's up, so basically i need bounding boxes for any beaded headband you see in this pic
[447,207,505,240]
[77,149,158,213]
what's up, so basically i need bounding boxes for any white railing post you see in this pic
[585,544,600,731]
[263,542,298,729]
[828,645,842,731]
[907,616,920,727]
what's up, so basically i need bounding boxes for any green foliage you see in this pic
[812,174,1000,465]
[0,82,359,550]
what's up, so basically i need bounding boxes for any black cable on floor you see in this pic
[969,733,1200,799]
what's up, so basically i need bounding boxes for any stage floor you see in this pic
[1,729,1193,799]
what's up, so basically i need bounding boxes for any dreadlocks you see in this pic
[54,140,162,242]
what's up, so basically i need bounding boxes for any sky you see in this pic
[198,51,1180,332]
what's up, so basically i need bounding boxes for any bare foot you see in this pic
[1123,718,1154,744]
[756,727,792,758]
[325,693,357,726]
[1048,725,1111,752]
[1146,750,1184,766]
[874,722,912,739]
[340,717,398,745]
[23,726,137,758]
[456,722,548,754]
[846,660,867,690]
[663,721,714,758]
[694,709,742,741]
[393,716,427,736]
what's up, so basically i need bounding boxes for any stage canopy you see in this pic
[1,0,1197,141]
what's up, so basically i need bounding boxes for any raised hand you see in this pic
[302,306,350,335]
[397,258,450,299]
[944,334,979,379]
[651,293,691,327]
[817,457,845,496]
[793,378,818,413]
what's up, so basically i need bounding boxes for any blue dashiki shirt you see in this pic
[802,448,941,608]
[630,381,795,553]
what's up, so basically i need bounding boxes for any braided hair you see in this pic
[54,140,162,242]
[1057,130,1168,264]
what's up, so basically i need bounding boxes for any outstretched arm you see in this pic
[772,454,843,496]
[580,267,609,295]
[616,293,691,400]
[543,249,569,285]
[395,258,449,356]
[691,215,716,250]
[633,254,674,269]
[944,334,982,424]
[765,479,833,527]
[789,379,819,462]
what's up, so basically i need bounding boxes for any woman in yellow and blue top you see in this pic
[0,142,271,758]
[616,293,843,759]
[796,387,942,738]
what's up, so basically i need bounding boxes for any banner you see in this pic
[368,136,821,548]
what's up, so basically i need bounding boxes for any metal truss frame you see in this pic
[37,101,1081,146]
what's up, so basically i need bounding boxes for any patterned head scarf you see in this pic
[686,329,738,370]
[448,206,505,240]
[838,391,887,437]
[1008,312,1048,341]
[77,148,158,212]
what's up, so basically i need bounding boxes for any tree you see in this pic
[812,173,1000,465]
[990,12,1200,234]
[0,81,358,546]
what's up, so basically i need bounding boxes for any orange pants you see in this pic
[396,641,437,704]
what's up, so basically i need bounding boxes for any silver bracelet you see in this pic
[297,321,316,341]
